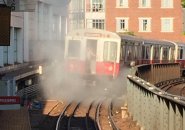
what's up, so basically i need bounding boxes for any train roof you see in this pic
[119,34,174,46]
[175,42,185,46]
[67,29,121,40]
[119,34,143,42]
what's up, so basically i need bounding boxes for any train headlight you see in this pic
[108,66,113,71]
[38,65,42,74]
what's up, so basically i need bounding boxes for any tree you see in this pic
[182,0,185,8]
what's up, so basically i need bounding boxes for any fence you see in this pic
[127,63,185,130]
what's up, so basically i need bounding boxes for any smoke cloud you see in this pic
[31,1,128,104]
[38,42,128,104]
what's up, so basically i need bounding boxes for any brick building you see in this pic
[68,0,185,42]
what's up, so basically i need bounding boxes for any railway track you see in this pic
[56,99,120,130]
[155,77,185,96]
[28,101,66,130]
[56,100,98,130]
[29,98,140,130]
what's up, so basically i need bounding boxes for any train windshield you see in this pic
[67,40,81,58]
[103,41,117,62]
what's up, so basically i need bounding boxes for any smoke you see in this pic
[31,1,128,103]
[39,49,128,103]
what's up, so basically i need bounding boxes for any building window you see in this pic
[139,0,151,8]
[161,0,173,8]
[116,18,129,32]
[91,0,104,12]
[161,18,173,32]
[139,18,151,32]
[116,0,128,8]
[86,19,105,29]
[93,19,104,29]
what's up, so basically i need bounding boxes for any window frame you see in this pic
[161,0,173,8]
[91,0,104,12]
[116,17,129,32]
[161,17,174,32]
[103,41,118,62]
[86,19,105,29]
[116,0,129,8]
[138,17,152,32]
[139,0,151,8]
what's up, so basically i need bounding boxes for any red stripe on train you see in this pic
[96,62,120,77]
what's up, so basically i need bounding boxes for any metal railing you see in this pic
[127,63,185,130]
[16,84,40,98]
[135,63,180,84]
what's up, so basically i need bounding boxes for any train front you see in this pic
[64,29,121,84]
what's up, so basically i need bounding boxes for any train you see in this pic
[64,29,185,79]
[64,29,121,79]
[120,34,185,68]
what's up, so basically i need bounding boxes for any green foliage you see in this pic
[182,0,185,8]
[124,31,135,36]
[119,31,135,36]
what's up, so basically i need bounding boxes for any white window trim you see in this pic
[161,0,173,8]
[161,17,174,32]
[116,0,129,8]
[116,17,129,32]
[138,17,152,32]
[138,0,151,8]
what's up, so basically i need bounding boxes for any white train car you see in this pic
[64,29,121,79]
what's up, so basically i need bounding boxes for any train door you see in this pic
[86,39,97,74]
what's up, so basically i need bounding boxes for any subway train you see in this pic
[64,29,185,79]
[120,34,185,68]
[64,29,121,79]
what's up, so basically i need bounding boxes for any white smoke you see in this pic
[32,0,128,103]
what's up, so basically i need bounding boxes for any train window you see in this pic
[103,41,117,62]
[126,45,133,61]
[134,45,140,59]
[146,46,150,59]
[171,47,175,60]
[153,46,160,60]
[142,46,145,59]
[142,45,150,59]
[136,44,142,59]
[162,47,169,60]
[120,44,125,60]
[178,47,183,59]
[67,40,81,58]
